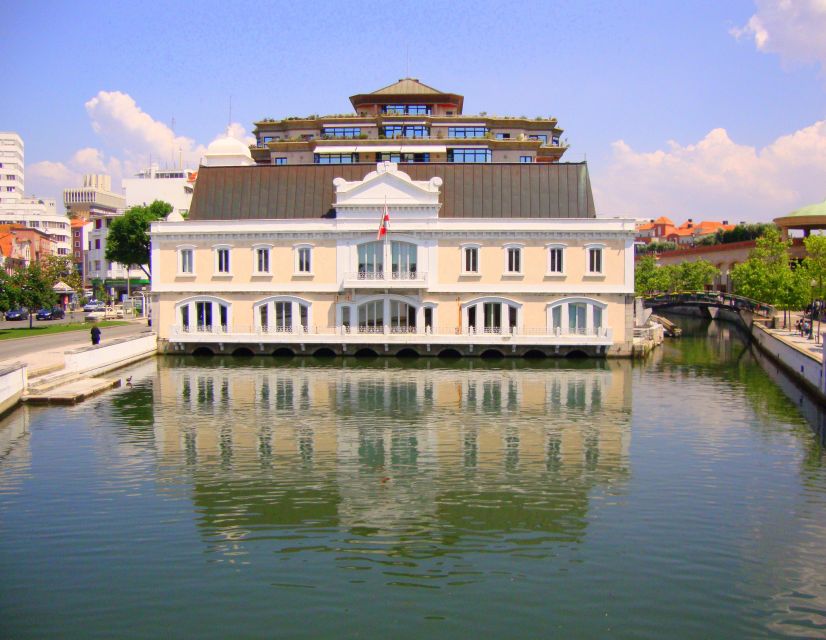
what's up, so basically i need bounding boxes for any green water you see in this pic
[1,320,825,639]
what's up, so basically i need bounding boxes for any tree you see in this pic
[41,255,82,297]
[10,263,56,328]
[731,227,797,326]
[673,260,719,292]
[105,200,173,278]
[635,256,659,295]
[0,270,14,312]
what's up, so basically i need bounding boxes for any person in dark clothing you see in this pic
[90,325,101,345]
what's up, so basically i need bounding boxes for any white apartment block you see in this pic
[0,132,24,203]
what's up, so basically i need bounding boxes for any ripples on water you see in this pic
[1,319,826,639]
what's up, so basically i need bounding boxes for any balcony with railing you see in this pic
[342,270,428,289]
[169,323,613,346]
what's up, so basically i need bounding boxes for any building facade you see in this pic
[0,132,24,202]
[122,165,196,218]
[151,151,635,357]
[252,79,567,167]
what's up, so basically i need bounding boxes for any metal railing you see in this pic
[344,270,427,283]
[644,291,775,317]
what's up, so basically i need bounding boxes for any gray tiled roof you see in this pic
[188,163,596,220]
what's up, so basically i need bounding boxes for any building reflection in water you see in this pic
[139,360,632,560]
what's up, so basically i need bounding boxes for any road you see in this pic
[0,320,151,363]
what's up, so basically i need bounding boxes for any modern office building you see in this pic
[122,165,196,218]
[0,132,24,202]
[252,78,567,166]
[150,115,635,357]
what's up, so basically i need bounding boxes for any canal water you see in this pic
[1,320,825,639]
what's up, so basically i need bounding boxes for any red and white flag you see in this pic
[377,200,389,240]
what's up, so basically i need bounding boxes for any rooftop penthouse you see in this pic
[252,78,567,167]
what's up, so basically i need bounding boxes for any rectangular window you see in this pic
[507,247,521,273]
[528,134,548,143]
[314,153,358,164]
[448,148,491,163]
[217,248,230,273]
[448,127,487,138]
[297,247,311,273]
[495,133,511,140]
[256,248,270,273]
[464,247,479,273]
[552,306,562,330]
[552,135,561,146]
[273,157,287,165]
[569,303,587,333]
[275,302,292,331]
[259,305,268,330]
[382,125,428,139]
[358,241,383,276]
[74,241,79,248]
[180,249,194,273]
[94,239,101,249]
[593,306,603,330]
[94,260,101,270]
[95,219,102,229]
[378,152,430,163]
[381,104,431,115]
[588,248,603,273]
[519,156,533,163]
[181,305,190,330]
[322,127,361,139]
[549,248,563,273]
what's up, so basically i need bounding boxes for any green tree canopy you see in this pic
[672,260,719,292]
[105,200,173,277]
[41,255,82,295]
[8,263,57,327]
[731,226,792,306]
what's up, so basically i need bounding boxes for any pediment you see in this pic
[334,162,442,208]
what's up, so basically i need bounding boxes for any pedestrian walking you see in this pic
[90,325,101,346]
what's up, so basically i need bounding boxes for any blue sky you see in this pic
[2,0,825,221]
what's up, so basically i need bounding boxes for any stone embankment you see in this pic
[0,332,156,412]
[750,320,826,403]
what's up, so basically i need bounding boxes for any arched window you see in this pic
[546,297,608,335]
[461,297,521,334]
[254,296,311,333]
[175,296,231,333]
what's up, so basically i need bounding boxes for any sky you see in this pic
[1,0,825,222]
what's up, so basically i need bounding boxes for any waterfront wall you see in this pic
[751,324,825,400]
[0,362,27,416]
[64,333,157,376]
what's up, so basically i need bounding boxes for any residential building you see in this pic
[150,131,636,357]
[122,165,196,218]
[0,224,58,270]
[63,174,125,283]
[0,132,24,202]
[635,217,735,246]
[252,78,567,166]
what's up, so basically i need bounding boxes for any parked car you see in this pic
[5,309,29,321]
[83,302,106,312]
[36,307,65,321]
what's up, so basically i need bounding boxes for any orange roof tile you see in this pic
[653,216,674,225]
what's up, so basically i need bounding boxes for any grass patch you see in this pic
[0,320,130,341]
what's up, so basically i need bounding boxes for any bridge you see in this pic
[643,292,774,327]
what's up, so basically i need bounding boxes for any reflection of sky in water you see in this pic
[1,339,826,639]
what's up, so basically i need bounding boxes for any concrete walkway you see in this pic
[769,314,824,363]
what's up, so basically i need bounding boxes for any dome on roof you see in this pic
[785,199,826,219]
[202,134,254,167]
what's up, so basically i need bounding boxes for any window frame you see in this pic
[294,243,313,276]
[177,245,196,276]
[212,244,232,276]
[447,148,492,163]
[584,243,606,276]
[461,243,481,275]
[503,243,525,276]
[252,244,272,276]
[546,243,566,276]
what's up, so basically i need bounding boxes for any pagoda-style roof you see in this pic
[350,78,464,113]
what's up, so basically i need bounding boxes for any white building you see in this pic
[0,133,70,257]
[122,165,196,218]
[0,132,24,203]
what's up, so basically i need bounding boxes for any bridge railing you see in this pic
[643,291,775,317]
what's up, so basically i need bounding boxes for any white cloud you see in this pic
[594,119,826,222]
[731,0,826,69]
[24,90,255,207]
